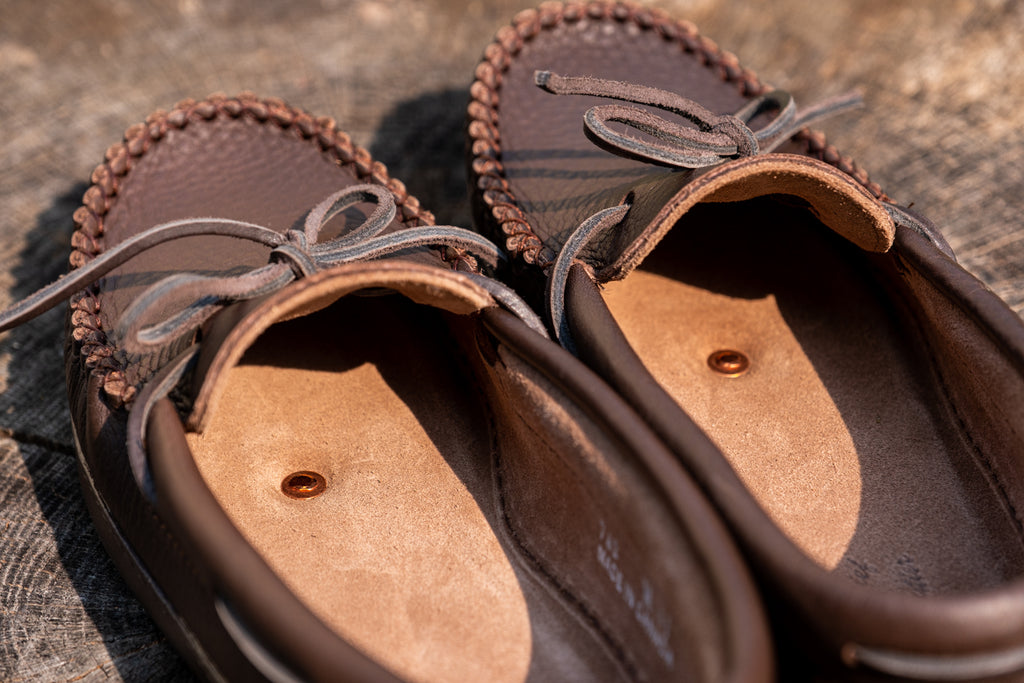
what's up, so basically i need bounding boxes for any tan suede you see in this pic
[187,298,539,683]
[483,346,726,681]
[188,263,494,433]
[602,199,1024,594]
[184,291,725,682]
[603,154,896,282]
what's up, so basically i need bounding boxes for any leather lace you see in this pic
[0,184,547,356]
[3,183,552,496]
[535,70,865,349]
[535,70,863,169]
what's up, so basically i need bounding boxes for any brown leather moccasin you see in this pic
[1,93,773,681]
[467,3,1024,681]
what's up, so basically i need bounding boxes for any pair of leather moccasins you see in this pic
[4,2,1024,682]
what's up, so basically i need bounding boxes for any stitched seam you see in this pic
[87,444,209,625]
[894,255,1024,546]
[467,0,888,269]
[796,128,889,201]
[449,321,640,678]
[388,314,641,677]
[69,92,458,409]
[490,371,642,681]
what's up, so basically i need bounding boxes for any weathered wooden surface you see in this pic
[1,0,1021,680]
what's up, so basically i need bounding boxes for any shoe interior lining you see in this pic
[186,293,720,682]
[600,197,1024,596]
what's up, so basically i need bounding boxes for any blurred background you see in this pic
[2,0,1022,679]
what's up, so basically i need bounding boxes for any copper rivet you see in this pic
[708,349,750,377]
[281,471,326,499]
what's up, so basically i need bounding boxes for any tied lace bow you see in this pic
[534,71,864,169]
[534,70,868,349]
[0,183,542,355]
[0,183,548,497]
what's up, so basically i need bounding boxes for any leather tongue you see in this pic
[184,261,494,432]
[596,153,895,281]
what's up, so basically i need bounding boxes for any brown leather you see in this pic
[86,107,439,400]
[186,261,495,432]
[596,153,895,281]
[147,396,401,682]
[467,3,1024,681]
[67,93,448,682]
[152,269,774,681]
[567,202,1024,665]
[64,91,773,681]
[479,304,773,682]
[468,2,889,274]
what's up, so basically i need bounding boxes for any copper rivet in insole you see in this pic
[707,349,750,377]
[281,471,326,499]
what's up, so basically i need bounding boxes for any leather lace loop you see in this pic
[535,70,864,347]
[0,184,538,357]
[535,70,861,169]
[272,231,320,278]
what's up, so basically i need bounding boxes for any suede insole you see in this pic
[185,296,626,683]
[601,199,1024,595]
